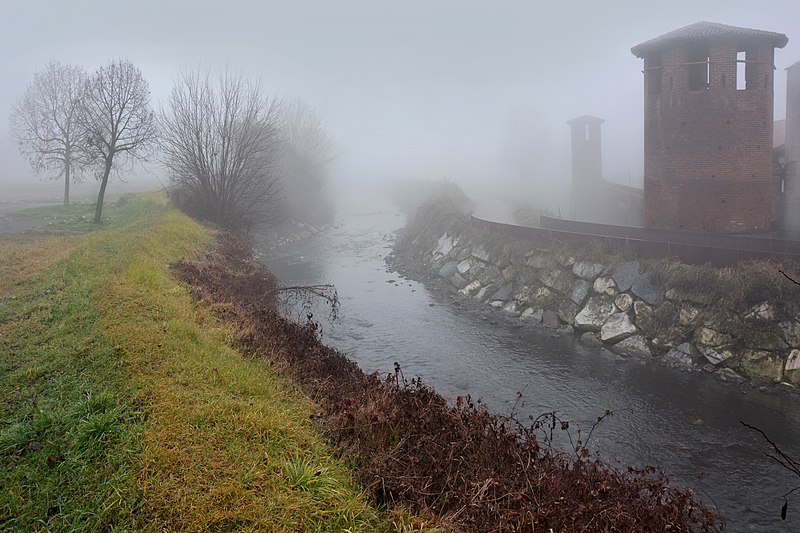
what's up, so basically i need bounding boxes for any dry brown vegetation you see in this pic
[398,182,472,245]
[174,232,724,532]
[653,258,800,312]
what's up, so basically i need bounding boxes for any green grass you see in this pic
[0,194,430,532]
[8,194,149,234]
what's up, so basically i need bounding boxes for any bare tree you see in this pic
[81,59,156,223]
[160,68,284,232]
[280,99,335,225]
[9,60,89,205]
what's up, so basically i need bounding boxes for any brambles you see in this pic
[274,284,340,323]
[174,232,723,532]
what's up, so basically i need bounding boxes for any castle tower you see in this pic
[567,115,604,220]
[632,21,788,233]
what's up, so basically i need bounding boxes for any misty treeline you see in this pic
[9,59,333,230]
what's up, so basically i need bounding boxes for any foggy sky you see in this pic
[1,0,799,204]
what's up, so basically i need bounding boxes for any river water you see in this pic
[256,196,800,531]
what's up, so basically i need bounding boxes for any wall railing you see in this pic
[469,215,800,266]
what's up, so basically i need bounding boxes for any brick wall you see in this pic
[643,39,776,232]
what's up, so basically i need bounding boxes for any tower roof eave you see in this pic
[631,21,788,58]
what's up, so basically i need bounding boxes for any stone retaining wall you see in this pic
[393,214,800,388]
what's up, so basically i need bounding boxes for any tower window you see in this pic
[736,51,747,90]
[737,49,759,90]
[687,44,710,90]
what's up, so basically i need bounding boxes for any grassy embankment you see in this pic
[0,194,418,531]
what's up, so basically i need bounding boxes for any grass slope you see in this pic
[0,194,414,532]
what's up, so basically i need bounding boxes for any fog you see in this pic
[1,0,799,209]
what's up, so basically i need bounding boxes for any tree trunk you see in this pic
[94,159,113,223]
[63,151,70,206]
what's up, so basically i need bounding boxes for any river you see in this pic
[256,195,800,531]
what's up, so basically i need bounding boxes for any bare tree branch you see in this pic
[779,270,800,287]
[741,421,800,520]
[272,284,339,322]
[80,59,156,223]
[9,60,91,205]
[160,67,285,233]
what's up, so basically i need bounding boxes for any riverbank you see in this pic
[389,191,800,392]
[178,224,721,530]
[0,194,417,531]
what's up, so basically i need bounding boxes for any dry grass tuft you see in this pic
[653,258,800,312]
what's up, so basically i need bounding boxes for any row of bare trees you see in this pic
[10,60,154,222]
[9,60,332,230]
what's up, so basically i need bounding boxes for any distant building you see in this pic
[774,120,788,224]
[567,115,643,226]
[568,115,604,221]
[632,21,788,233]
[782,62,800,232]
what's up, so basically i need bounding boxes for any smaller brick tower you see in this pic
[632,22,788,233]
[567,115,604,220]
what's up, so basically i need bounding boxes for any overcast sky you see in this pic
[1,0,799,204]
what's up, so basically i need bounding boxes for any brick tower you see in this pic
[567,115,604,220]
[632,22,788,233]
